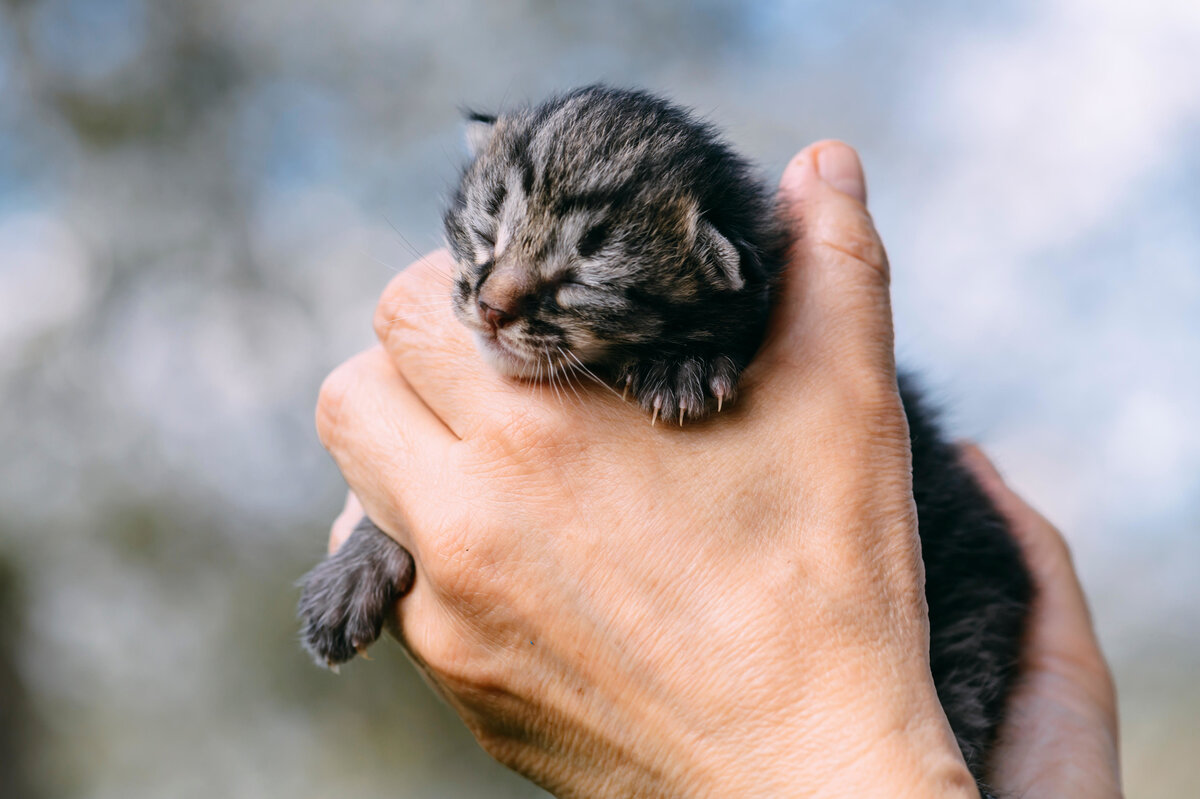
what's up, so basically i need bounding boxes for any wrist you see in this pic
[675,681,978,798]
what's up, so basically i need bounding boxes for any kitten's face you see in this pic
[445,156,665,378]
[443,95,744,379]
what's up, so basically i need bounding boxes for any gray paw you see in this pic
[297,517,415,668]
[621,355,741,423]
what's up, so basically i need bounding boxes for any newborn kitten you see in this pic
[298,86,1031,786]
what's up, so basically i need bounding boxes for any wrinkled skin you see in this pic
[314,142,1121,798]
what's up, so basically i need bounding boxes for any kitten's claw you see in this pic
[623,355,741,424]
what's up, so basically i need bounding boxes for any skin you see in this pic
[960,445,1123,798]
[316,141,1122,798]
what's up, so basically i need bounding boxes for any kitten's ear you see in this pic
[464,111,497,157]
[694,218,744,291]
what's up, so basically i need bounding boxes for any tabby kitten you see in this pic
[443,89,783,421]
[298,86,1031,786]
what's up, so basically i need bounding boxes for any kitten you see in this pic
[444,90,783,422]
[298,86,1031,786]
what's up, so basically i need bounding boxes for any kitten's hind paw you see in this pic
[622,355,741,424]
[296,517,415,668]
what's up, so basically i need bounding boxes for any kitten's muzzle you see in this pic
[476,263,534,331]
[478,297,518,330]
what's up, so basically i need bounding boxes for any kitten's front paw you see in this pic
[621,355,741,424]
[297,517,415,669]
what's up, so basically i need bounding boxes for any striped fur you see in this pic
[444,86,787,419]
[300,87,1029,795]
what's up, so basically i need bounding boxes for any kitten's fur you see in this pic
[444,89,783,420]
[298,86,1031,786]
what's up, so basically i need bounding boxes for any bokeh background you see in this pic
[1,0,1197,796]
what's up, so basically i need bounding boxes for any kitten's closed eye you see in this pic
[303,88,1031,799]
[554,280,592,307]
[577,222,609,258]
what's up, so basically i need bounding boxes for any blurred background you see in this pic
[1,0,1197,796]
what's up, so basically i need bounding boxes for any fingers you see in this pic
[375,249,638,441]
[316,346,457,542]
[763,141,896,400]
[328,490,364,554]
[372,251,540,436]
[959,444,1122,797]
[958,444,1119,726]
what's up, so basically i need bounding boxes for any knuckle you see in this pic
[419,625,478,684]
[496,404,565,451]
[417,617,511,699]
[815,211,890,285]
[373,252,454,346]
[373,273,411,345]
[422,533,481,590]
[422,520,510,599]
[470,404,583,469]
[315,359,359,453]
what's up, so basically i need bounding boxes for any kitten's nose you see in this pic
[478,298,517,329]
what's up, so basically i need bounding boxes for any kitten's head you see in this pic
[443,86,774,378]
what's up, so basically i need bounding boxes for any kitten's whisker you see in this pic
[379,302,453,314]
[554,360,574,407]
[411,266,455,287]
[385,216,454,278]
[378,311,450,324]
[554,349,585,406]
[564,367,584,407]
[402,257,456,288]
[562,348,623,400]
[395,306,452,319]
[378,310,452,323]
[545,355,564,407]
[361,250,403,275]
[381,300,449,309]
[377,304,454,320]
[374,294,455,323]
[360,228,452,286]
[388,238,455,280]
[556,360,575,408]
[382,293,453,304]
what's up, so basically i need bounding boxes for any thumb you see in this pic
[763,141,896,393]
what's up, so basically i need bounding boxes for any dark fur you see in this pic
[297,516,413,669]
[298,86,1030,789]
[446,86,786,419]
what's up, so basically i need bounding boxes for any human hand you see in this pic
[324,450,1126,799]
[959,446,1123,798]
[315,141,979,798]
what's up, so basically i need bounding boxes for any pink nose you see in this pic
[478,298,517,329]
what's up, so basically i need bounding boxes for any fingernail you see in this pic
[815,143,867,205]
